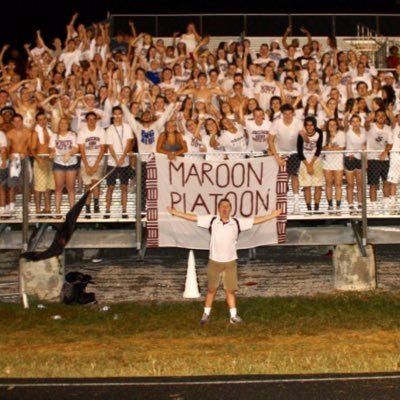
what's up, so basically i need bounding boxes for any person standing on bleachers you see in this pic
[104,106,134,219]
[365,109,391,213]
[77,112,106,218]
[0,128,7,217]
[31,111,55,215]
[269,104,304,214]
[297,116,324,213]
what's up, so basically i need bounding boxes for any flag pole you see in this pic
[88,165,118,192]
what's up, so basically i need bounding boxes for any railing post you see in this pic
[22,157,30,251]
[135,153,142,252]
[155,15,159,38]
[332,14,336,37]
[108,14,114,38]
[361,151,368,247]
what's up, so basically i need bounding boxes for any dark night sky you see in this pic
[1,0,400,47]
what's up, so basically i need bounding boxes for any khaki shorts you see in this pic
[299,159,324,187]
[81,163,104,185]
[33,159,55,192]
[207,259,238,291]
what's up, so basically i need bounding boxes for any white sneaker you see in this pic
[292,203,300,214]
[230,315,244,324]
[8,203,15,214]
[369,202,377,215]
[383,198,390,214]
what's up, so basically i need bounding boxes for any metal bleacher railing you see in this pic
[1,150,400,256]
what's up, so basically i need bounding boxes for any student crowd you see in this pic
[0,14,399,218]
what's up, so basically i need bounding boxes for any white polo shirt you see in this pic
[197,215,254,262]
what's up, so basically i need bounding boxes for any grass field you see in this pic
[1,292,400,378]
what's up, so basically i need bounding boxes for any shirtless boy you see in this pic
[6,114,32,213]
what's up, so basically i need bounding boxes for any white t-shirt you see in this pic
[197,214,253,262]
[366,123,391,160]
[59,49,82,76]
[49,132,78,166]
[270,118,303,153]
[122,103,175,157]
[77,126,106,167]
[246,120,271,153]
[105,122,133,167]
[254,79,280,111]
[179,33,197,53]
[389,124,400,151]
[183,131,206,158]
[298,131,322,162]
[220,124,248,157]
[346,128,367,160]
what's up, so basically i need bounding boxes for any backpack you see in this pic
[60,271,96,305]
[209,216,241,238]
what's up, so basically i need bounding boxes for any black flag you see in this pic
[21,191,90,261]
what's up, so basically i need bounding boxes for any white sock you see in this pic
[229,308,237,318]
[204,307,211,316]
[0,207,4,214]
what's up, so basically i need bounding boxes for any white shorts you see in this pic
[80,163,104,185]
[387,155,400,184]
[299,159,324,187]
[322,153,344,171]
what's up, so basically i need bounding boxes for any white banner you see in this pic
[146,154,288,249]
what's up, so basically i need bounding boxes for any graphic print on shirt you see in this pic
[85,136,101,151]
[56,139,72,151]
[141,129,155,145]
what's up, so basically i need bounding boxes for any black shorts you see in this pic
[286,153,300,176]
[367,159,389,185]
[344,156,362,172]
[106,166,133,186]
[0,168,7,187]
[53,162,79,171]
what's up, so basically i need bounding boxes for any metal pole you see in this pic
[109,14,114,38]
[361,152,368,248]
[22,157,29,251]
[135,153,142,252]
[332,15,336,37]
[376,15,380,35]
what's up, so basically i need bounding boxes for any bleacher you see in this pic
[2,13,400,256]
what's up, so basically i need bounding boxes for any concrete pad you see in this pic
[334,244,376,291]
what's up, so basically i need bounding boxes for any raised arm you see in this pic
[167,206,198,222]
[0,44,10,72]
[299,26,312,47]
[253,209,282,225]
[128,21,137,40]
[282,26,292,50]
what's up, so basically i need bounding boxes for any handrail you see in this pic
[109,13,400,38]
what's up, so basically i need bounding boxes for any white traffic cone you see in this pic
[183,250,200,298]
